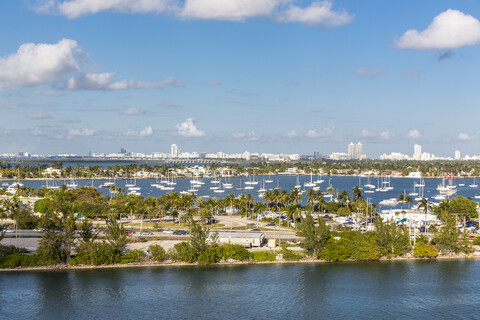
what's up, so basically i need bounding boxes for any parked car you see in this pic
[125,229,135,234]
[140,231,153,236]
[248,228,260,232]
[163,229,174,234]
[173,230,189,235]
[5,229,15,233]
[123,225,133,229]
[266,222,275,226]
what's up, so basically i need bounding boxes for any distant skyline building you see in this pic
[355,142,363,160]
[348,142,355,160]
[413,144,422,160]
[171,144,178,158]
[455,150,461,160]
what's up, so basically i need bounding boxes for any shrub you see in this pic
[73,241,118,265]
[120,250,147,264]
[0,253,56,268]
[217,244,251,261]
[0,244,28,257]
[320,238,351,262]
[251,251,276,261]
[280,246,302,261]
[198,247,220,264]
[414,242,438,258]
[138,237,148,243]
[149,244,166,262]
[351,240,381,261]
[169,242,196,263]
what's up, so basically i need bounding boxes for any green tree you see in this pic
[297,214,331,256]
[106,215,127,256]
[189,219,210,257]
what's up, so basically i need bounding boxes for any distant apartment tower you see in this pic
[355,142,363,160]
[171,144,179,158]
[413,144,422,160]
[348,142,355,159]
[455,150,461,160]
[314,151,323,160]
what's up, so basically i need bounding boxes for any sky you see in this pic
[1,0,480,158]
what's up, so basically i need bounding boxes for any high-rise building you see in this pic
[348,142,355,159]
[355,142,363,160]
[455,150,461,160]
[171,144,178,158]
[413,144,422,160]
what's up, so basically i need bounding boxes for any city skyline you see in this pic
[1,1,480,157]
[2,142,474,162]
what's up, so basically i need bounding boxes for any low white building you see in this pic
[379,210,440,226]
[214,232,265,248]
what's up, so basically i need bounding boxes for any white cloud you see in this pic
[28,111,51,120]
[356,68,382,79]
[396,9,480,50]
[53,0,175,19]
[286,130,298,138]
[380,131,390,140]
[181,0,280,21]
[126,126,153,137]
[120,107,145,116]
[277,1,353,26]
[40,0,353,27]
[406,129,421,139]
[360,129,375,138]
[232,131,258,141]
[458,133,474,141]
[68,128,97,137]
[175,118,205,137]
[359,129,390,140]
[304,125,334,138]
[65,73,182,90]
[0,39,80,89]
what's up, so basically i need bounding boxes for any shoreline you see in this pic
[0,175,471,182]
[2,253,480,272]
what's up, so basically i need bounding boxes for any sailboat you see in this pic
[364,176,375,189]
[213,181,225,193]
[265,175,273,183]
[223,176,233,189]
[314,174,324,184]
[469,177,478,188]
[294,175,301,189]
[304,173,316,187]
[257,179,267,193]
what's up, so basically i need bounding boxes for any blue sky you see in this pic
[1,0,479,157]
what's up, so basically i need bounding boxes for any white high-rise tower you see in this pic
[455,150,461,160]
[355,142,363,160]
[413,144,422,160]
[348,142,355,160]
[171,144,178,158]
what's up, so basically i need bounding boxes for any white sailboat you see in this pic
[304,173,316,187]
[294,175,301,189]
[469,177,478,188]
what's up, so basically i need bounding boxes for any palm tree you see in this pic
[418,197,432,234]
[306,189,316,214]
[352,186,363,202]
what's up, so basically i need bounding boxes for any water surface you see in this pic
[1,260,479,319]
